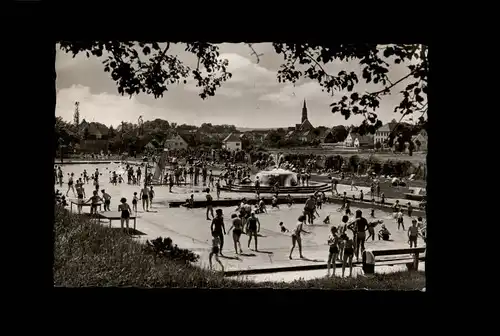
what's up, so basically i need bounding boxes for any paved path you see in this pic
[58,163,426,274]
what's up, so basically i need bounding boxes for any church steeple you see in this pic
[301,99,308,123]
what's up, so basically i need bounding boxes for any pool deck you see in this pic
[57,163,426,279]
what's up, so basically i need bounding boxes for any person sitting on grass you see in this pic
[378,225,391,241]
[209,235,224,272]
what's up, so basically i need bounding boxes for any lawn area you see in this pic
[54,205,425,289]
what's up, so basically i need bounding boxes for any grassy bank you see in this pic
[54,206,425,289]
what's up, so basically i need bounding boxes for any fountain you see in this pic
[220,167,329,194]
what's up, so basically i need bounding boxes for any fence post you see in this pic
[413,252,419,270]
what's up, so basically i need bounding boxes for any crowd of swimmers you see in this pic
[55,161,427,276]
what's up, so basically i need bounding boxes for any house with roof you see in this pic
[223,132,243,151]
[163,132,189,150]
[411,129,428,151]
[374,120,399,148]
[344,131,374,148]
[78,120,110,153]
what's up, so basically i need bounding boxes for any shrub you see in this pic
[144,237,200,264]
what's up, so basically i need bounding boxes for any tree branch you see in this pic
[246,43,263,64]
[154,42,170,70]
[370,65,421,96]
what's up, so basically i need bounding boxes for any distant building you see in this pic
[411,129,428,151]
[284,99,315,143]
[222,132,243,151]
[374,120,399,148]
[344,131,374,148]
[164,133,189,150]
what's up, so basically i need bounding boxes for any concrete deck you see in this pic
[57,163,426,277]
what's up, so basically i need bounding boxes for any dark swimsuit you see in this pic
[212,245,219,254]
[248,217,257,232]
[132,198,137,205]
[77,193,83,199]
[121,209,130,219]
[329,244,339,254]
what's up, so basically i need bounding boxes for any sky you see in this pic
[56,43,421,129]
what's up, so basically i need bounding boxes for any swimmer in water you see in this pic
[289,215,310,259]
[286,194,293,207]
[227,213,243,254]
[209,235,224,272]
[139,184,150,212]
[148,186,155,209]
[101,189,111,211]
[75,179,86,214]
[323,215,330,225]
[118,197,132,232]
[279,221,289,233]
[271,195,279,209]
[132,192,138,213]
[246,212,261,251]
[341,233,355,277]
[66,173,76,197]
[327,226,340,277]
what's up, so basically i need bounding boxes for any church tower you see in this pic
[301,99,308,123]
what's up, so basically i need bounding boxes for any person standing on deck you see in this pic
[136,167,142,184]
[148,186,155,209]
[211,209,226,256]
[75,179,86,214]
[289,215,310,259]
[139,184,150,212]
[101,189,111,211]
[206,189,214,220]
[57,167,63,187]
[66,173,76,197]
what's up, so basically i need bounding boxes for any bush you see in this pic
[144,237,200,264]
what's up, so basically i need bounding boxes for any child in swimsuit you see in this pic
[323,215,330,224]
[101,189,111,211]
[227,213,243,254]
[118,197,132,231]
[327,226,340,277]
[132,192,138,213]
[397,210,405,230]
[342,233,355,277]
[149,186,155,209]
[271,195,279,209]
[279,222,289,233]
[378,225,391,241]
[408,219,419,247]
[86,190,103,217]
[286,194,293,207]
[209,236,224,272]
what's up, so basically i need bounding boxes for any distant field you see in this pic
[267,148,427,164]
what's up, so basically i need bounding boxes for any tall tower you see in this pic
[73,101,80,127]
[301,99,308,123]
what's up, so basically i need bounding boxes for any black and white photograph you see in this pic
[54,42,428,289]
